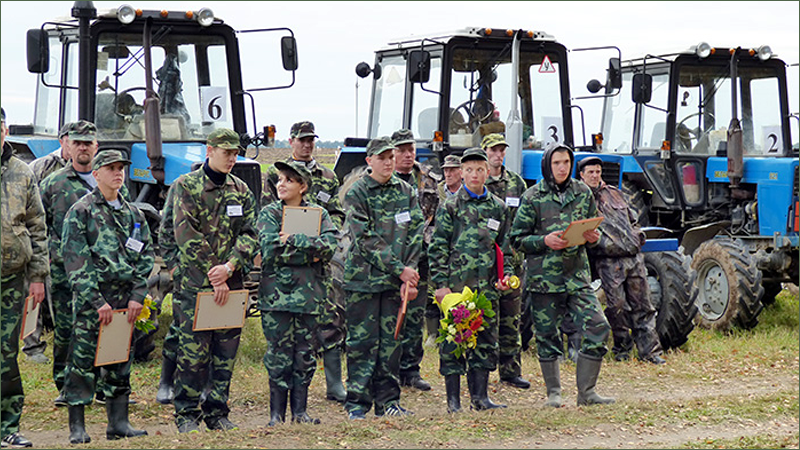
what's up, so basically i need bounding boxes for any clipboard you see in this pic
[95,310,134,367]
[192,289,249,331]
[281,206,322,236]
[559,217,604,247]
[20,295,39,340]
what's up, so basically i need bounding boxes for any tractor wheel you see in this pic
[691,238,764,331]
[643,248,697,350]
[621,180,649,227]
[760,281,782,306]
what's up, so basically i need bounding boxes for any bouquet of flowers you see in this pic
[434,286,495,358]
[134,294,156,333]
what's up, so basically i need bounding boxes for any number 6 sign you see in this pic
[201,86,228,122]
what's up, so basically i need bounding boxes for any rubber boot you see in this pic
[424,317,439,347]
[290,384,320,424]
[105,395,147,440]
[467,369,506,411]
[68,405,91,444]
[323,348,347,403]
[267,381,288,426]
[576,353,615,406]
[444,375,461,413]
[156,357,176,405]
[539,359,563,408]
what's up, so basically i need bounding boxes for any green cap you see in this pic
[290,121,318,139]
[92,149,131,170]
[366,137,396,157]
[58,122,77,139]
[460,147,488,163]
[207,128,242,150]
[480,133,508,150]
[441,154,462,168]
[274,161,313,188]
[391,128,415,146]
[68,120,97,142]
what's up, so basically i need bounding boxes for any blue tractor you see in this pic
[587,43,799,331]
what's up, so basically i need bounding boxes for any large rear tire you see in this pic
[691,238,764,331]
[643,249,697,350]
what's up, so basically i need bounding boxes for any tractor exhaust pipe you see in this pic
[727,49,743,188]
[143,18,165,184]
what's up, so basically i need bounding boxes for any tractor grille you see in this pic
[601,161,621,187]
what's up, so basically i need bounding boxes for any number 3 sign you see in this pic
[201,86,228,122]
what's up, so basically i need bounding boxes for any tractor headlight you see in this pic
[757,45,773,61]
[196,8,214,27]
[116,4,135,24]
[695,42,712,59]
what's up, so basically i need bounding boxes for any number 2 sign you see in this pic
[201,86,228,122]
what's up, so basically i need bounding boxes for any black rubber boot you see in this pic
[156,357,176,405]
[444,375,461,413]
[268,381,289,426]
[68,405,91,444]
[105,395,147,440]
[467,369,506,411]
[576,353,615,406]
[323,348,347,403]
[290,384,320,424]
[539,359,563,407]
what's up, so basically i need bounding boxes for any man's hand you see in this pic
[434,287,452,304]
[213,282,230,306]
[208,263,231,286]
[279,232,290,244]
[97,303,113,326]
[544,231,569,250]
[29,282,45,306]
[399,267,420,286]
[583,229,600,244]
[400,283,419,302]
[127,301,143,324]
[495,275,512,291]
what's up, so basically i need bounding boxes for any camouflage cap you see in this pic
[577,156,603,172]
[207,128,242,150]
[92,149,131,170]
[290,121,318,139]
[366,136,396,157]
[441,154,462,168]
[274,160,313,188]
[480,133,508,150]
[68,120,97,142]
[460,147,488,163]
[59,122,76,138]
[391,128,415,146]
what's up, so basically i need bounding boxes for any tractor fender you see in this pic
[681,221,731,256]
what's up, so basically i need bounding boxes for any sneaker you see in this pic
[383,404,413,417]
[2,433,32,448]
[54,393,68,407]
[403,376,431,391]
[95,392,105,405]
[501,376,531,389]
[614,352,631,362]
[205,416,239,431]
[347,410,366,421]
[642,355,667,365]
[177,420,201,434]
[26,353,50,364]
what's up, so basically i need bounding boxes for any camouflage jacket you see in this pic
[342,173,424,293]
[40,164,129,266]
[509,178,598,294]
[397,162,441,231]
[257,199,337,314]
[1,144,49,280]
[485,166,527,271]
[29,148,67,184]
[587,182,646,259]
[429,187,512,293]
[437,180,461,204]
[158,184,179,271]
[61,187,154,311]
[172,168,257,293]
[262,158,345,229]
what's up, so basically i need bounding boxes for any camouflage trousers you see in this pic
[261,311,318,390]
[315,291,345,354]
[526,289,610,361]
[50,266,72,391]
[399,278,427,380]
[596,255,663,359]
[439,290,500,376]
[1,273,25,438]
[344,290,403,415]
[172,291,241,425]
[498,287,523,379]
[63,307,133,405]
[161,313,179,364]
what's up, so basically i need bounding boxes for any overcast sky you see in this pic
[2,1,798,143]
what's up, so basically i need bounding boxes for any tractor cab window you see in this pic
[94,31,234,142]
[368,54,406,138]
[410,55,442,141]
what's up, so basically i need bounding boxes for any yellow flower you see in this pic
[439,286,474,313]
[136,295,153,322]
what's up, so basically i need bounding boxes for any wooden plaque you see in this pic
[559,217,604,247]
[95,310,134,367]
[192,289,249,331]
[281,206,322,236]
[20,295,39,340]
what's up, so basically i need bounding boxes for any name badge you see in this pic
[227,205,243,217]
[316,191,331,204]
[125,238,144,253]
[505,196,520,207]
[487,218,501,231]
[395,211,411,225]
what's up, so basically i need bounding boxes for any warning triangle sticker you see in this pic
[539,55,556,73]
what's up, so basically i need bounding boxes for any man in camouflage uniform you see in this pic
[342,137,424,419]
[509,144,614,408]
[391,129,440,391]
[436,154,462,204]
[170,128,257,433]
[578,157,666,365]
[156,185,179,405]
[1,107,48,449]
[481,133,530,389]
[429,147,513,413]
[61,150,152,444]
[261,121,347,403]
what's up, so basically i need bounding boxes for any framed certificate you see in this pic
[559,217,604,247]
[95,310,134,367]
[192,289,249,331]
[20,295,39,340]
[281,206,322,236]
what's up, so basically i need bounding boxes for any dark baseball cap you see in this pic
[207,128,242,150]
[577,156,603,172]
[92,149,131,170]
[274,161,313,187]
[366,137,396,157]
[441,154,462,168]
[460,147,488,163]
[68,120,97,142]
[391,129,415,146]
[290,121,318,139]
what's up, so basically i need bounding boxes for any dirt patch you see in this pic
[249,147,338,167]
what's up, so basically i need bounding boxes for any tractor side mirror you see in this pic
[26,29,49,74]
[408,50,431,83]
[101,44,130,59]
[281,36,298,71]
[355,61,382,80]
[587,79,603,94]
[632,73,652,104]
[608,57,622,89]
